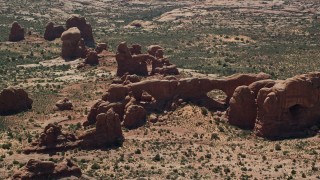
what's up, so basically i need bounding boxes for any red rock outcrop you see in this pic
[254,73,320,139]
[79,108,124,147]
[56,98,73,111]
[85,50,99,65]
[13,159,82,179]
[123,105,147,129]
[0,87,33,115]
[61,27,88,60]
[116,42,150,76]
[26,123,76,152]
[130,44,142,55]
[44,22,65,41]
[227,86,257,129]
[85,73,270,127]
[9,22,25,42]
[95,43,108,54]
[122,74,140,84]
[112,74,141,85]
[66,16,94,46]
[25,110,123,153]
[147,45,163,56]
[227,73,320,139]
[151,49,179,75]
[227,80,276,129]
[116,42,179,76]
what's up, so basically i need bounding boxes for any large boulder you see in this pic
[44,22,65,41]
[0,88,33,115]
[66,16,94,46]
[13,159,82,179]
[9,22,24,42]
[61,27,87,59]
[123,105,147,129]
[85,50,99,65]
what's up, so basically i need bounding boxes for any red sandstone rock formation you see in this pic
[116,42,150,76]
[0,87,33,115]
[30,123,76,149]
[116,42,179,76]
[130,44,142,55]
[66,16,94,46]
[12,159,82,179]
[123,105,147,129]
[227,79,276,129]
[147,45,163,56]
[25,110,123,153]
[85,50,99,65]
[148,45,179,75]
[227,73,320,139]
[85,73,270,127]
[254,73,320,139]
[227,86,257,129]
[79,108,124,147]
[44,22,65,41]
[151,49,179,75]
[9,22,25,42]
[56,98,73,111]
[61,27,87,60]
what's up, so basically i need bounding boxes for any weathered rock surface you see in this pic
[147,45,163,57]
[227,79,276,129]
[254,73,320,139]
[150,48,179,75]
[66,16,94,46]
[9,22,24,42]
[130,44,142,55]
[112,74,141,85]
[95,43,108,54]
[56,98,73,111]
[13,159,82,180]
[116,42,150,76]
[85,73,270,127]
[227,73,320,139]
[0,88,33,115]
[79,108,124,147]
[116,42,179,76]
[44,22,65,41]
[85,50,99,65]
[123,105,147,129]
[227,86,257,129]
[25,123,77,153]
[121,74,140,84]
[61,27,87,59]
[25,110,123,153]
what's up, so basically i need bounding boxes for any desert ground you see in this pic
[0,0,319,179]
